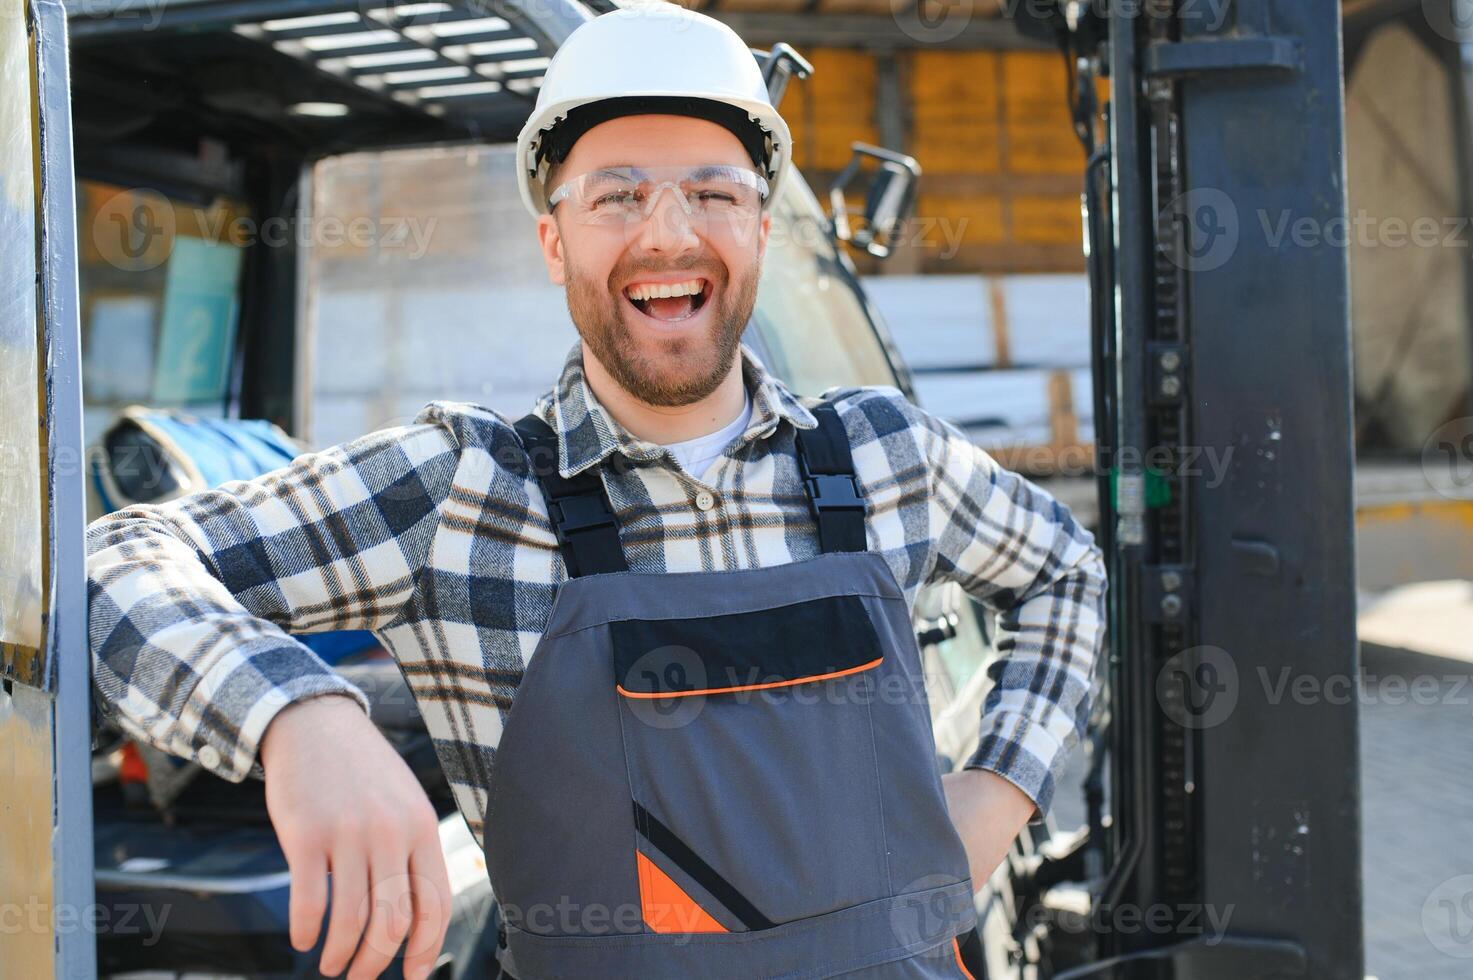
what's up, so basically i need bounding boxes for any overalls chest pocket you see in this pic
[610,590,903,933]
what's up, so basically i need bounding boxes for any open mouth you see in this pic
[622,277,714,323]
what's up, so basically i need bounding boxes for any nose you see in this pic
[630,185,700,255]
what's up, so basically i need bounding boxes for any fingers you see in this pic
[320,847,370,977]
[348,848,414,980]
[285,844,329,953]
[264,715,448,980]
[402,839,454,980]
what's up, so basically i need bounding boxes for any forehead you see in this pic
[560,114,753,173]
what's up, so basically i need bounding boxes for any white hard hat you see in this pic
[514,5,792,219]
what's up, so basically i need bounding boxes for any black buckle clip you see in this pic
[805,473,865,515]
[550,493,618,536]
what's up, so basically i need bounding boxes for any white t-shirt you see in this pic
[660,395,752,482]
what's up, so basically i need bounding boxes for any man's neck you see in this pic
[581,343,748,445]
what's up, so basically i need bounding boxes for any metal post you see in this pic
[0,0,96,976]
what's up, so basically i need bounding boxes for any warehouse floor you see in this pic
[1044,607,1473,978]
[1360,637,1473,979]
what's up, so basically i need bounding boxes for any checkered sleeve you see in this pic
[85,410,463,783]
[921,410,1107,825]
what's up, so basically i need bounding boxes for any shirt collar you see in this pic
[535,342,818,479]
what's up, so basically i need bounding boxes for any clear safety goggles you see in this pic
[546,164,769,226]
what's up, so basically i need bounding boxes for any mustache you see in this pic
[611,260,723,285]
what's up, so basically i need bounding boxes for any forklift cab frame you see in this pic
[2,0,1364,977]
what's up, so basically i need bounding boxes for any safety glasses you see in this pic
[547,164,769,227]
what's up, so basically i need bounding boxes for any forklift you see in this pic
[1016,2,1362,978]
[1,0,1362,976]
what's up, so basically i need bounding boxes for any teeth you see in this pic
[625,279,703,302]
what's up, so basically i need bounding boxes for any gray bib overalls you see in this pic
[490,403,984,979]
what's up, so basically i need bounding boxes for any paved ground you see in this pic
[1360,644,1473,980]
[1043,640,1473,979]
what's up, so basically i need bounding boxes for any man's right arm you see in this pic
[86,411,461,781]
[86,410,464,980]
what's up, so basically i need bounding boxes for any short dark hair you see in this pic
[543,158,565,210]
[536,96,769,180]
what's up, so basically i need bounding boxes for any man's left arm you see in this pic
[919,411,1107,884]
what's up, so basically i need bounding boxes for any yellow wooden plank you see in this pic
[1002,51,1082,174]
[910,127,1002,174]
[0,689,57,979]
[916,193,1006,245]
[910,49,999,105]
[786,48,877,171]
[1011,194,1083,245]
[811,122,878,170]
[910,50,1001,175]
[1002,51,1072,124]
[808,48,877,105]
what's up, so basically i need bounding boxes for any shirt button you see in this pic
[197,744,222,769]
[694,490,716,511]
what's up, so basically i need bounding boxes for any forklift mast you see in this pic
[1047,0,1363,977]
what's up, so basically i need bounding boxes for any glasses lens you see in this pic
[561,166,767,225]
[682,169,763,215]
[579,170,642,221]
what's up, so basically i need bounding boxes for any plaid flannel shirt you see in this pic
[87,344,1106,846]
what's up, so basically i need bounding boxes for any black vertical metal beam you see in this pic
[1100,8,1162,973]
[236,155,304,431]
[1177,0,1364,973]
[1088,1,1362,978]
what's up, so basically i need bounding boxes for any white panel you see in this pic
[999,275,1091,367]
[860,275,994,369]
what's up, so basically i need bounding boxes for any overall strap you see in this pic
[514,414,629,577]
[794,402,868,554]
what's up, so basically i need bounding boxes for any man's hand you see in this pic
[260,694,452,980]
[941,768,1039,891]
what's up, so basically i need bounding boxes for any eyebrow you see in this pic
[584,164,748,181]
[578,166,642,187]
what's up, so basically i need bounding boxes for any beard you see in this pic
[563,248,759,408]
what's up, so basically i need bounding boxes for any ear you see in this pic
[537,213,566,285]
[756,210,771,264]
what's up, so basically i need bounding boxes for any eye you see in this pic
[591,189,637,208]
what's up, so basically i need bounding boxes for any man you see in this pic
[86,8,1105,979]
